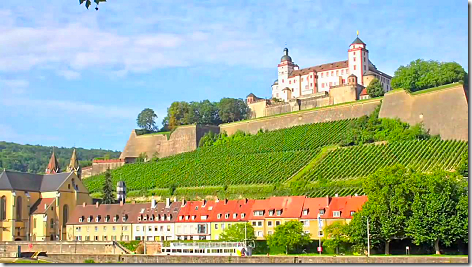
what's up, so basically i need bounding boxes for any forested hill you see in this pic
[0,141,121,174]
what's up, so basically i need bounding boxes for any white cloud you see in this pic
[57,70,81,80]
[0,78,29,95]
[0,123,60,144]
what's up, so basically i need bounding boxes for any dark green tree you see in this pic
[217,98,249,123]
[219,223,256,242]
[357,164,415,255]
[267,220,311,254]
[102,169,115,204]
[79,0,106,10]
[405,170,468,254]
[391,59,466,93]
[366,78,384,98]
[137,108,158,132]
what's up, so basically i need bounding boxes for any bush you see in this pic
[84,259,95,263]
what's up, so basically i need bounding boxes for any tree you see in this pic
[405,170,467,254]
[79,0,106,10]
[359,164,415,255]
[137,108,158,132]
[102,169,115,204]
[456,151,468,177]
[266,220,311,254]
[391,59,467,93]
[136,152,147,163]
[162,101,190,130]
[366,78,384,98]
[219,223,256,242]
[322,221,350,254]
[217,98,249,123]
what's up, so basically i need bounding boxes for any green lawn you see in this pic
[0,258,52,263]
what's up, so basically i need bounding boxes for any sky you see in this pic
[0,0,468,151]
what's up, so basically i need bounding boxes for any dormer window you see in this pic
[208,207,213,210]
[319,209,325,215]
[185,215,189,220]
[138,216,142,221]
[233,213,237,219]
[163,214,167,221]
[95,215,100,222]
[269,210,274,216]
[333,211,341,218]
[105,215,110,222]
[276,210,282,216]
[303,209,308,216]
[191,215,196,220]
[195,206,199,210]
[113,215,118,222]
[225,214,229,219]
[87,216,92,222]
[179,216,183,220]
[253,210,264,216]
[201,215,208,220]
[241,213,246,219]
[79,216,84,223]
[350,211,355,216]
[122,215,128,222]
[143,215,147,221]
[168,214,172,221]
[150,215,154,221]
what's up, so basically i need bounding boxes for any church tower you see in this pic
[66,149,81,179]
[45,149,60,174]
[347,33,369,86]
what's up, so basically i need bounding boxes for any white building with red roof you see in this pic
[271,35,392,102]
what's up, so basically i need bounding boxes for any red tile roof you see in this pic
[322,196,368,219]
[30,198,55,214]
[360,88,368,96]
[208,199,255,222]
[300,197,330,219]
[248,196,306,219]
[289,60,348,78]
[176,200,216,223]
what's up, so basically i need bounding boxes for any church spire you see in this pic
[45,148,60,174]
[67,149,81,178]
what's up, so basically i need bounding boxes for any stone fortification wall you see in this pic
[220,99,382,136]
[379,84,468,141]
[90,159,125,177]
[45,253,468,264]
[119,125,219,160]
[265,103,291,116]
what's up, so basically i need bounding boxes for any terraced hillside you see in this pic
[84,119,352,193]
[83,114,468,200]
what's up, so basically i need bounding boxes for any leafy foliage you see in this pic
[219,223,256,242]
[322,221,350,254]
[267,220,311,254]
[0,141,120,174]
[217,98,249,123]
[405,170,468,254]
[102,169,115,204]
[137,108,158,132]
[366,78,384,98]
[391,59,467,93]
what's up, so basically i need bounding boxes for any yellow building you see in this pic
[208,199,254,240]
[66,202,133,241]
[0,150,92,241]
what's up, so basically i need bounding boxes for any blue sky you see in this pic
[0,0,467,151]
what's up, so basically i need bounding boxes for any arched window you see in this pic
[62,205,69,226]
[0,196,6,221]
[16,196,22,221]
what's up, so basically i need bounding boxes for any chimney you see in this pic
[151,199,157,209]
[96,202,99,208]
[82,202,86,207]
[165,198,170,208]
[120,200,124,206]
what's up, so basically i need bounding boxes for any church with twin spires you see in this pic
[271,35,392,102]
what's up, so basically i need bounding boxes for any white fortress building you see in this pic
[271,35,392,102]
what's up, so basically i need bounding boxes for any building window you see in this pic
[276,221,281,226]
[95,226,98,232]
[0,196,6,221]
[353,57,356,62]
[282,79,284,83]
[333,211,341,217]
[303,210,308,216]
[364,65,366,71]
[215,224,218,230]
[16,196,22,220]
[33,218,37,228]
[354,65,356,70]
[353,52,356,55]
[269,210,274,216]
[225,214,229,219]
[221,224,225,230]
[336,70,339,76]
[253,211,264,216]
[321,83,324,88]
[241,213,245,219]
[319,209,325,215]
[310,83,313,87]
[103,226,107,231]
[95,236,98,241]
[257,231,263,237]
[50,219,54,229]
[233,213,237,219]
[268,231,273,235]
[62,205,69,226]
[268,221,272,227]
[341,70,344,75]
[276,210,282,216]
[257,221,263,227]
[320,73,323,78]
[197,224,207,234]
[318,231,324,237]
[301,220,309,227]
[331,71,334,76]
[364,57,366,62]
[289,80,291,84]
[252,222,256,226]
[112,226,116,231]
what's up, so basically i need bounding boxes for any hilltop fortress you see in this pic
[89,35,468,168]
[115,83,468,164]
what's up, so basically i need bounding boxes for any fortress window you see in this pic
[341,70,344,75]
[331,71,334,76]
[353,57,356,62]
[289,80,291,84]
[336,70,339,76]
[322,83,324,88]
[310,75,313,78]
[354,65,356,70]
[282,79,284,83]
[364,65,366,71]
[320,73,323,78]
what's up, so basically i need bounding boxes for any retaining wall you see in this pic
[44,253,468,264]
